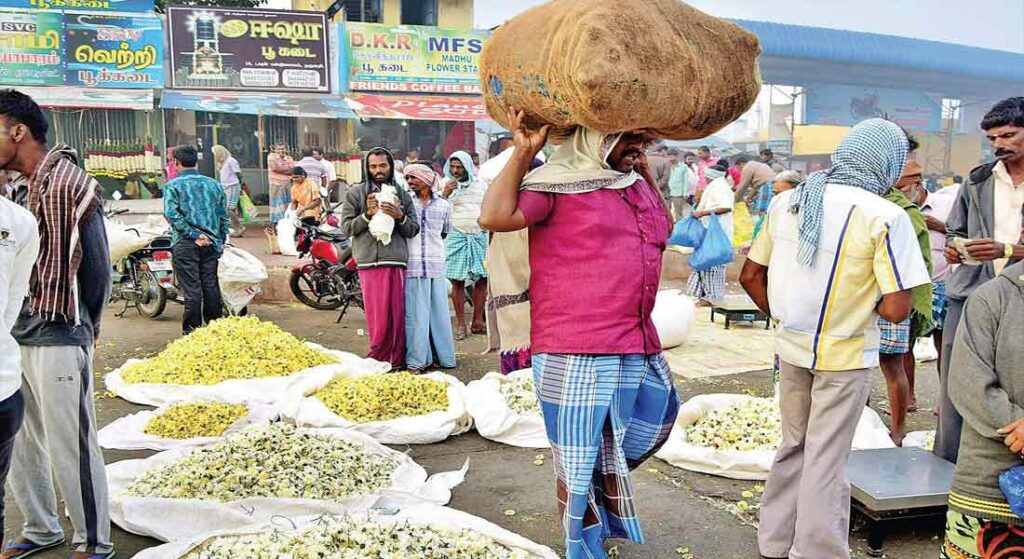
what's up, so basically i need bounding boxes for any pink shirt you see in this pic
[519,179,670,355]
[697,157,719,192]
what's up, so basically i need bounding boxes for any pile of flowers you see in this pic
[314,373,449,423]
[685,398,782,451]
[119,316,336,385]
[143,403,248,440]
[500,372,540,415]
[184,517,539,559]
[126,424,397,502]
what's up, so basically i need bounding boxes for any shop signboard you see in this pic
[65,13,164,88]
[168,7,330,93]
[804,84,942,132]
[0,0,154,13]
[0,10,64,86]
[343,23,488,95]
[346,93,487,121]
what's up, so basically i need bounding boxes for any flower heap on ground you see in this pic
[120,316,336,385]
[500,372,540,415]
[184,517,540,559]
[143,403,249,440]
[314,373,449,423]
[685,398,782,452]
[126,424,397,501]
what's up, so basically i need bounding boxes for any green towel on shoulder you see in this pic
[885,189,933,339]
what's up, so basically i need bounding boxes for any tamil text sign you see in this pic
[168,7,330,93]
[0,11,63,86]
[343,23,487,95]
[0,0,154,14]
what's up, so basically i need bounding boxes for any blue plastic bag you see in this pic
[668,216,705,248]
[999,465,1024,518]
[689,213,735,272]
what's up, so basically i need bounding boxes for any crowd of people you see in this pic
[0,78,1022,559]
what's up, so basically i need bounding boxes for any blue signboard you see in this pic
[0,0,154,14]
[804,84,943,132]
[64,13,163,88]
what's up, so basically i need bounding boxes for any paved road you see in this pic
[2,302,944,558]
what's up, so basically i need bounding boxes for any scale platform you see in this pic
[709,297,771,329]
[848,447,955,556]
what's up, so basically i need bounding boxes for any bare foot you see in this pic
[470,322,487,335]
[890,431,905,447]
[454,328,468,341]
[907,401,919,413]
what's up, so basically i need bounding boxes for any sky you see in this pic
[474,0,1024,53]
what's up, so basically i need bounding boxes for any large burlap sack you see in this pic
[655,394,895,480]
[480,0,761,140]
[133,505,559,559]
[107,427,468,542]
[282,371,472,445]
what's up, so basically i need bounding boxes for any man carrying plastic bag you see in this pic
[686,161,735,304]
[480,109,679,559]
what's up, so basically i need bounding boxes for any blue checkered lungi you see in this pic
[533,353,680,559]
[930,281,948,334]
[878,317,912,354]
[445,230,488,282]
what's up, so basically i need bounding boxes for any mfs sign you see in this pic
[342,22,489,95]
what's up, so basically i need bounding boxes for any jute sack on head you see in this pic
[480,0,762,140]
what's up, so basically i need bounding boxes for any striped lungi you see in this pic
[445,230,488,282]
[533,353,680,559]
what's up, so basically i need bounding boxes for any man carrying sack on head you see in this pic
[480,109,680,559]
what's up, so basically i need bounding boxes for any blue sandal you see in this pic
[1,540,64,559]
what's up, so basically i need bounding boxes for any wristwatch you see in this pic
[1005,243,1016,259]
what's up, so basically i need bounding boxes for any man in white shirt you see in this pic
[312,148,337,189]
[0,195,38,550]
[442,150,489,339]
[295,148,328,190]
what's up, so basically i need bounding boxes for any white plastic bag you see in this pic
[98,402,278,451]
[283,371,472,445]
[651,290,696,349]
[105,220,159,262]
[464,370,549,448]
[104,345,391,408]
[656,394,895,480]
[217,246,268,314]
[132,505,559,559]
[904,430,935,451]
[369,185,398,245]
[107,427,468,542]
[276,209,299,256]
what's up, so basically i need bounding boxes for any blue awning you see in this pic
[159,91,357,119]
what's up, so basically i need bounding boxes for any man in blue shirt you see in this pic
[163,145,230,334]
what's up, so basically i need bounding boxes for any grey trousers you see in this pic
[9,345,113,554]
[758,361,873,559]
[934,297,965,463]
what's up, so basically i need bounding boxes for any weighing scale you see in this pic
[709,298,771,329]
[848,447,955,557]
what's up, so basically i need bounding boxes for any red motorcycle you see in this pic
[290,215,363,320]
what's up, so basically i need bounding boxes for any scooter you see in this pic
[289,197,363,320]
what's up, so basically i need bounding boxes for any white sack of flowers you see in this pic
[105,317,391,408]
[133,504,559,559]
[655,393,895,480]
[651,289,696,349]
[107,424,468,542]
[465,369,549,448]
[98,401,278,451]
[283,370,472,445]
[217,246,267,314]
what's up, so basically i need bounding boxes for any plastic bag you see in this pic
[133,505,559,559]
[1000,465,1024,518]
[107,427,469,542]
[651,290,696,349]
[689,213,734,272]
[668,216,705,248]
[282,371,472,445]
[369,185,398,245]
[218,246,268,314]
[238,191,258,223]
[106,220,160,263]
[733,202,754,247]
[275,209,299,256]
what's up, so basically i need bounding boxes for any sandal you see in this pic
[1,539,64,559]
[70,552,117,559]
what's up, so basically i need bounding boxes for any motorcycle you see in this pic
[106,206,180,318]
[289,200,363,320]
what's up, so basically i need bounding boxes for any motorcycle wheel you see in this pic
[290,270,344,311]
[136,271,167,318]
